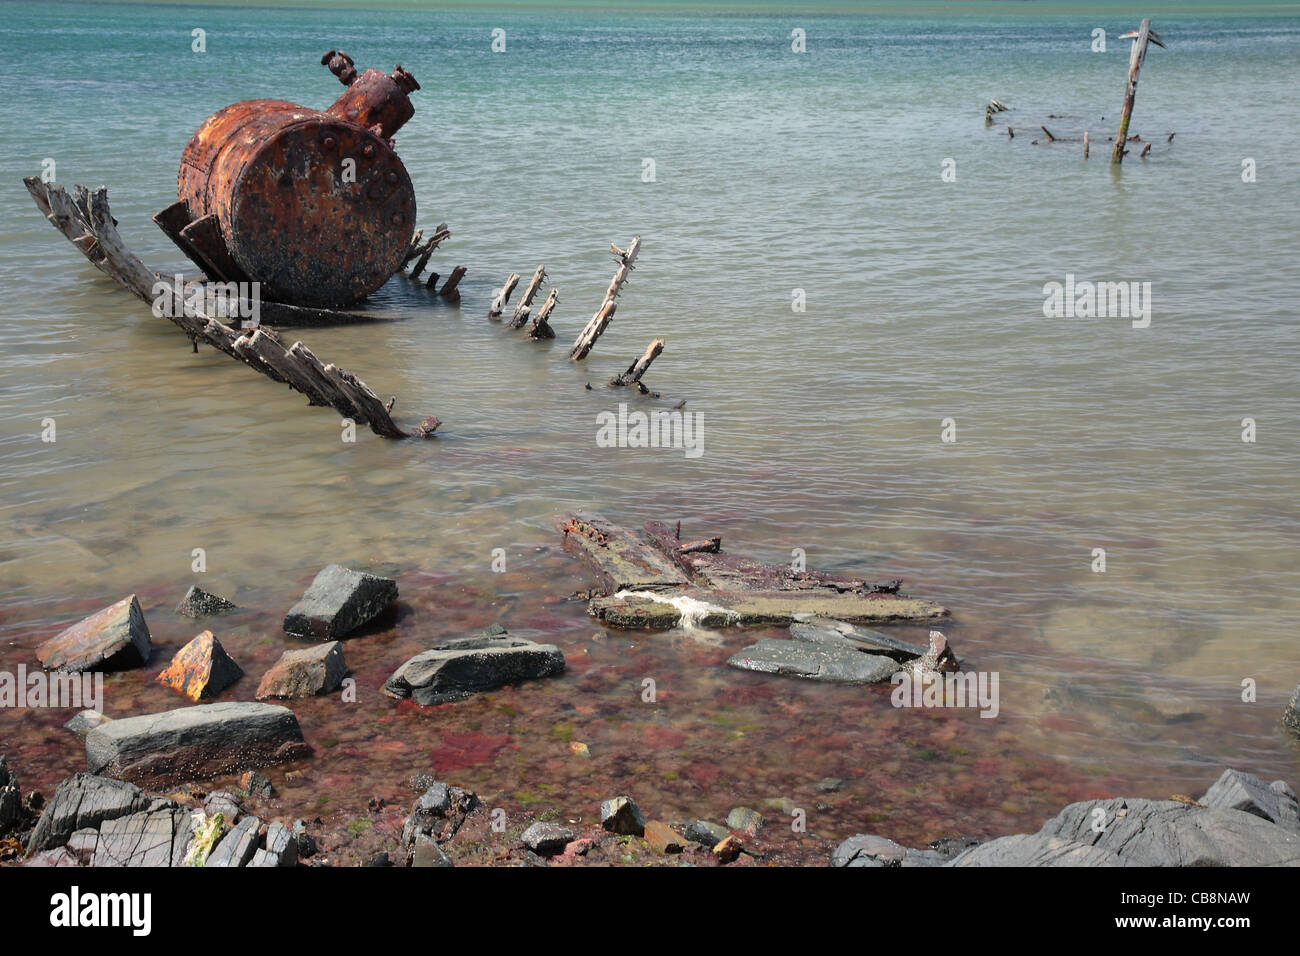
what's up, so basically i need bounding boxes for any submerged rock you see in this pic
[726,806,766,835]
[521,821,574,855]
[84,701,309,786]
[175,586,238,619]
[156,630,243,701]
[382,626,564,706]
[283,564,398,640]
[1285,684,1300,737]
[726,637,899,684]
[601,795,647,836]
[240,770,275,799]
[684,819,729,847]
[256,642,348,699]
[36,594,152,673]
[832,833,948,868]
[64,710,112,739]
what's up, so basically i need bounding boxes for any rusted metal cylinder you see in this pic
[176,63,418,309]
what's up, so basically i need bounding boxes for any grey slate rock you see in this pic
[1199,768,1300,833]
[283,564,397,640]
[175,586,237,619]
[84,702,308,786]
[82,806,195,867]
[416,783,451,815]
[832,833,948,868]
[727,638,899,684]
[27,773,155,852]
[382,628,565,705]
[521,821,574,855]
[248,820,297,867]
[600,796,646,836]
[412,832,454,867]
[203,790,245,823]
[206,814,262,868]
[949,797,1300,867]
[0,755,22,837]
[684,820,729,847]
[292,820,317,858]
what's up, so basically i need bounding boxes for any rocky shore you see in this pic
[5,545,1300,868]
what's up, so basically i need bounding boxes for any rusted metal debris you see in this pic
[24,178,438,440]
[155,52,422,309]
[558,512,949,628]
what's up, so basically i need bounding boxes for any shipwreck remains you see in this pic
[558,512,948,628]
[158,51,421,308]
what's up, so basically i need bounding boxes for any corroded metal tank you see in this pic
[158,52,420,309]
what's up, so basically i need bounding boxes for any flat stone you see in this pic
[1200,768,1300,832]
[256,641,348,699]
[601,795,646,836]
[791,619,930,662]
[156,630,243,701]
[283,564,397,640]
[206,814,262,867]
[36,594,152,673]
[382,628,564,706]
[816,777,844,793]
[684,820,729,847]
[26,773,156,852]
[87,806,195,866]
[832,833,946,867]
[727,638,899,684]
[726,806,765,834]
[64,710,111,739]
[521,821,574,855]
[175,586,237,619]
[644,820,686,854]
[85,702,309,786]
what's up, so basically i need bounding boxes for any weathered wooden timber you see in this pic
[610,338,664,392]
[558,512,948,628]
[438,265,467,302]
[1112,19,1166,164]
[527,289,559,340]
[569,236,640,360]
[487,272,520,318]
[508,265,548,329]
[25,178,439,440]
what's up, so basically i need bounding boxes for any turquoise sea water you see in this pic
[0,1,1298,859]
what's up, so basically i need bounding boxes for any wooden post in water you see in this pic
[1083,130,1090,159]
[1111,19,1166,164]
[488,272,520,319]
[509,265,548,329]
[570,236,640,360]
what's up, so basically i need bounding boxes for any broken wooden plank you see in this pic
[569,236,640,360]
[528,289,558,340]
[23,178,437,439]
[610,338,664,392]
[439,265,467,302]
[488,272,520,319]
[508,265,547,329]
[558,512,691,593]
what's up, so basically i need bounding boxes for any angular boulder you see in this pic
[26,773,155,853]
[256,642,348,699]
[684,819,729,847]
[248,820,297,867]
[521,821,574,855]
[85,702,309,786]
[832,833,949,868]
[1199,768,1300,832]
[283,564,397,640]
[382,625,564,706]
[36,594,152,673]
[727,637,899,684]
[156,630,243,701]
[206,814,262,868]
[175,586,237,619]
[600,795,646,836]
[64,710,111,739]
[644,820,686,854]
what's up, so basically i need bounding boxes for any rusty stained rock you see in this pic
[36,595,153,673]
[156,630,243,701]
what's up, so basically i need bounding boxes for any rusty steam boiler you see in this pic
[155,51,421,309]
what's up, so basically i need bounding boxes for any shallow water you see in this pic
[1,1,1298,858]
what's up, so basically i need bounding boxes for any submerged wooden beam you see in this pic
[508,265,547,329]
[610,338,664,391]
[23,178,438,440]
[559,512,948,629]
[528,289,559,340]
